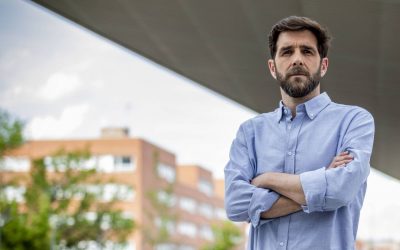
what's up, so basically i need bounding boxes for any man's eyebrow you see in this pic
[278,44,317,51]
[300,45,317,51]
[279,45,293,51]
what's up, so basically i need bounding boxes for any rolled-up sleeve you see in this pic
[225,123,280,227]
[300,109,375,213]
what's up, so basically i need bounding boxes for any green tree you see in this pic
[142,151,178,248]
[201,221,243,250]
[0,109,25,249]
[0,109,135,249]
[1,150,135,250]
[0,109,24,156]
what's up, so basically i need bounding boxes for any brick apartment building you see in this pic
[0,128,246,250]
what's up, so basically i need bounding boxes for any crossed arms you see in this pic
[252,152,353,219]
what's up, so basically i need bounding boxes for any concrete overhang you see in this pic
[31,0,400,179]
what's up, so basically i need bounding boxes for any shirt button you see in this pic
[279,242,284,246]
[310,113,314,117]
[287,152,292,156]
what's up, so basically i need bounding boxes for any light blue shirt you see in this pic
[224,93,375,250]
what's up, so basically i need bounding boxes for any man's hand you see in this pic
[251,172,305,204]
[261,196,302,219]
[250,151,354,205]
[327,151,353,169]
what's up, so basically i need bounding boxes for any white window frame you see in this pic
[179,196,197,212]
[157,163,176,183]
[198,178,213,196]
[0,156,30,172]
[177,221,197,238]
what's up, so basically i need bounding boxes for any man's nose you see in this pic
[292,52,304,66]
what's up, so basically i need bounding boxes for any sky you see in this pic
[1,0,399,242]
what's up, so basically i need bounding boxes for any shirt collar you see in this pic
[276,101,285,122]
[304,92,331,120]
[275,92,331,122]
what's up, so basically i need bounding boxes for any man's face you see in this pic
[268,30,328,98]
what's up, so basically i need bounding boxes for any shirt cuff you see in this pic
[300,167,327,213]
[248,188,279,227]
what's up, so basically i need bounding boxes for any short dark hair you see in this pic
[268,16,331,59]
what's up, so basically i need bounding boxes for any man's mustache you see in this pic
[286,66,309,77]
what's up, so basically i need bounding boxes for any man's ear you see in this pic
[268,59,277,79]
[320,57,329,77]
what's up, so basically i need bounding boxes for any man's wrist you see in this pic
[252,172,271,188]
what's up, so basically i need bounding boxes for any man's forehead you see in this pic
[276,30,318,49]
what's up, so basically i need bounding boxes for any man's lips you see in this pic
[289,74,307,77]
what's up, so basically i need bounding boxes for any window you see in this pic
[179,196,196,212]
[114,156,135,171]
[199,225,214,241]
[154,217,175,233]
[157,190,176,207]
[109,241,136,250]
[157,163,176,183]
[81,157,97,170]
[102,184,134,202]
[155,244,176,250]
[45,155,136,172]
[121,211,135,220]
[97,155,135,172]
[84,212,97,222]
[97,155,115,172]
[44,155,71,171]
[101,214,111,230]
[44,155,97,172]
[198,178,213,196]
[178,245,195,250]
[215,207,227,220]
[79,184,134,202]
[198,203,213,219]
[0,157,30,171]
[77,240,136,250]
[3,186,25,202]
[177,221,197,238]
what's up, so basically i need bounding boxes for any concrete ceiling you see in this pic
[31,0,400,180]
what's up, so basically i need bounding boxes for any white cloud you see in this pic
[25,104,90,139]
[37,72,82,100]
[0,48,31,72]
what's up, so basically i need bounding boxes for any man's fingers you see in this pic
[335,155,353,161]
[327,152,354,169]
[333,159,353,167]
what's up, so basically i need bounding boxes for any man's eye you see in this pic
[282,50,292,55]
[303,49,313,55]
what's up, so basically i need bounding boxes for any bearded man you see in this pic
[224,16,375,250]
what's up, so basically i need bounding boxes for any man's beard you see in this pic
[276,64,322,98]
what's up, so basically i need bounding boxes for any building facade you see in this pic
[0,128,245,250]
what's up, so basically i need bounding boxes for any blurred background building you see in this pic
[1,127,246,250]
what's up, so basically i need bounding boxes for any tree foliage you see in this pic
[0,109,134,250]
[142,151,178,248]
[1,150,135,250]
[0,109,24,156]
[201,221,243,250]
[0,109,26,249]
